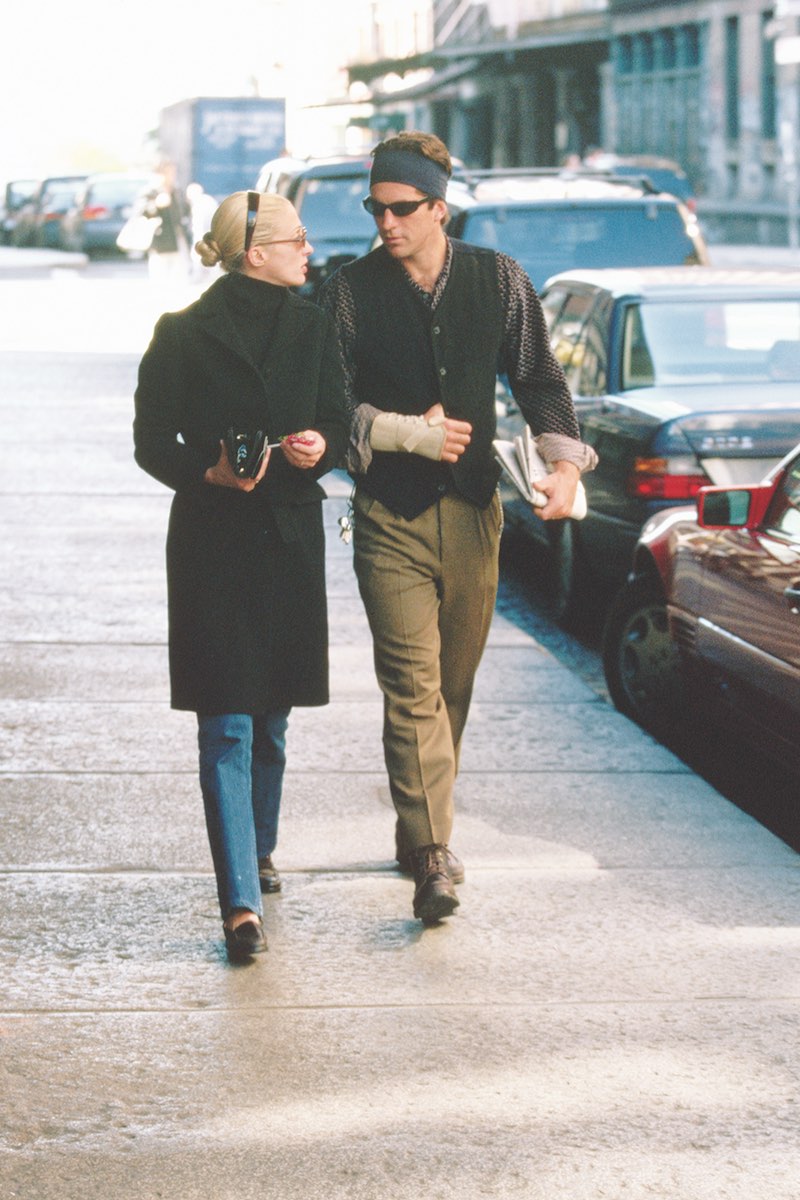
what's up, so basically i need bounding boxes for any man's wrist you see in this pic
[369,412,446,460]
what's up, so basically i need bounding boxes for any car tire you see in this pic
[544,518,588,630]
[602,573,684,734]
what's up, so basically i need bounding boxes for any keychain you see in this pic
[338,490,355,544]
[338,514,352,544]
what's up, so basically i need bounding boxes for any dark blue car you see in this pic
[495,265,800,627]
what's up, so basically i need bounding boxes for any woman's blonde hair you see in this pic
[194,191,296,273]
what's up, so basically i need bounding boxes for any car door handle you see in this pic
[785,584,800,613]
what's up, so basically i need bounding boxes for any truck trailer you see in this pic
[158,96,286,200]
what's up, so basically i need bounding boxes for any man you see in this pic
[319,132,596,924]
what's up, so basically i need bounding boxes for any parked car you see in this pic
[11,175,88,248]
[61,172,157,255]
[254,154,311,196]
[255,154,475,299]
[601,444,800,771]
[582,154,697,212]
[447,172,707,292]
[495,266,800,626]
[253,155,375,298]
[1,179,39,244]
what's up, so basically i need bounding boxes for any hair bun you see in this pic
[196,234,221,268]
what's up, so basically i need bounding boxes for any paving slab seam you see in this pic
[2,996,798,1018]
[2,863,798,876]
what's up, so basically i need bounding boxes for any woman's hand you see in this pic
[204,440,270,491]
[280,430,326,470]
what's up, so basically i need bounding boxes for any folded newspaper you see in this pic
[493,427,587,520]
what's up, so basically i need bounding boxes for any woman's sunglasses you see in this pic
[362,196,433,218]
[244,191,308,251]
[244,191,261,252]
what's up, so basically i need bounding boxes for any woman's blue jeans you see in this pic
[197,710,290,921]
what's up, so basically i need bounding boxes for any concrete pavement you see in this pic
[1,274,800,1199]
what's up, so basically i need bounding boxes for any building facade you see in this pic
[347,0,800,243]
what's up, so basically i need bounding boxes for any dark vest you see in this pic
[343,239,504,519]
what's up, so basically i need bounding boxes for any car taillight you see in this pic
[627,456,709,500]
[82,205,109,220]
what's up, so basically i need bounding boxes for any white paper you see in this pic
[493,432,587,519]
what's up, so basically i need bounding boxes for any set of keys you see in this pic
[338,512,353,544]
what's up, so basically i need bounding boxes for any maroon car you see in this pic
[602,444,800,769]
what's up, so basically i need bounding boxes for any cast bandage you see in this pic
[369,411,447,460]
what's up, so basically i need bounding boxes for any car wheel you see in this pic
[544,519,587,630]
[602,573,684,734]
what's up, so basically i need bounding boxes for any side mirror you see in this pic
[697,483,774,530]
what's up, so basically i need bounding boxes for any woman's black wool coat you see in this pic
[133,274,349,715]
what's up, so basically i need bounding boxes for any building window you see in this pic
[762,11,777,139]
[618,35,633,74]
[658,28,677,70]
[682,24,700,68]
[726,16,740,140]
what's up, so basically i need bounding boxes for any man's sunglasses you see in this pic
[362,195,433,218]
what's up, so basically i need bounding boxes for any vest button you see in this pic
[437,482,446,493]
[432,325,441,335]
[439,367,446,376]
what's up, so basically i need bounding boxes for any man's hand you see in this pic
[532,460,580,520]
[423,403,472,463]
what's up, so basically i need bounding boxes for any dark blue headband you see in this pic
[369,149,449,199]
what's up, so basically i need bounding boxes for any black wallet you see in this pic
[225,428,267,478]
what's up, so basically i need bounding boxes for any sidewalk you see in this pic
[0,245,88,276]
[1,304,800,1199]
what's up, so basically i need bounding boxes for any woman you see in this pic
[142,162,189,284]
[133,191,349,962]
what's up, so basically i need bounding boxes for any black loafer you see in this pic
[224,917,267,962]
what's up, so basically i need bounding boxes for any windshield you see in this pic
[293,175,374,240]
[459,204,699,289]
[88,178,152,206]
[622,299,800,388]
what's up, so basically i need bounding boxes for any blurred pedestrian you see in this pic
[142,161,189,283]
[133,191,349,962]
[320,131,597,925]
[185,181,219,280]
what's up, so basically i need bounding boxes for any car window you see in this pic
[88,179,152,206]
[6,181,38,209]
[540,287,569,329]
[547,291,596,388]
[575,309,609,396]
[292,175,373,239]
[41,185,81,211]
[626,299,800,387]
[622,305,656,387]
[764,458,800,539]
[459,202,698,288]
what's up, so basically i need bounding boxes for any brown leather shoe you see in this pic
[411,844,460,924]
[258,855,282,894]
[397,844,464,885]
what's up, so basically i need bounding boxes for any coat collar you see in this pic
[190,274,316,367]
